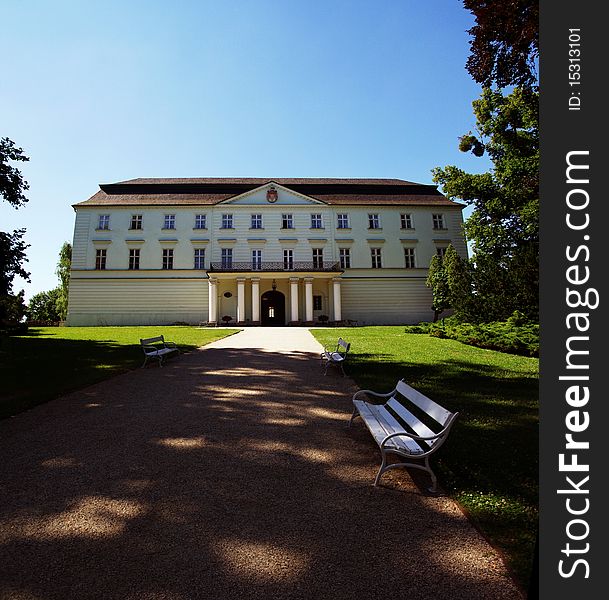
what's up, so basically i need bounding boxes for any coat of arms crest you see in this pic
[266,187,278,203]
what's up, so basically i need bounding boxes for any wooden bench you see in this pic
[349,379,459,493]
[320,337,350,376]
[140,335,179,368]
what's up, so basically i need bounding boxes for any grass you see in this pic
[0,326,238,419]
[311,326,538,592]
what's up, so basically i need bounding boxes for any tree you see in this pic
[27,289,61,322]
[55,242,72,320]
[426,254,450,322]
[0,137,30,325]
[443,245,474,321]
[463,0,539,90]
[433,87,539,321]
[0,138,30,208]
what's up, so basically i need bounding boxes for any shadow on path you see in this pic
[0,342,523,599]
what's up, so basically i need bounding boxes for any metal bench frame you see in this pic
[349,379,459,493]
[140,335,179,368]
[320,337,350,376]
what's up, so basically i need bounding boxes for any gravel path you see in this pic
[0,328,523,599]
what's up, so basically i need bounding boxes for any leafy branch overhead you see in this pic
[1,137,31,326]
[0,137,30,208]
[464,0,539,90]
[428,3,539,323]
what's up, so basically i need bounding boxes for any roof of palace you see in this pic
[73,177,461,208]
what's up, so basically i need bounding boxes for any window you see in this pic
[221,248,233,268]
[221,214,233,229]
[283,249,294,270]
[311,214,323,229]
[312,248,323,269]
[371,247,382,269]
[130,215,143,230]
[97,215,110,230]
[194,214,207,229]
[368,214,381,229]
[339,248,351,269]
[194,248,205,269]
[282,214,294,229]
[163,214,176,230]
[436,247,448,258]
[95,248,107,270]
[252,249,262,270]
[313,295,322,311]
[404,247,416,269]
[337,214,350,229]
[432,214,445,230]
[251,214,263,229]
[400,213,413,229]
[162,248,174,269]
[128,248,140,270]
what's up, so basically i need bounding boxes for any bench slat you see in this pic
[386,397,438,444]
[354,400,423,454]
[396,380,452,426]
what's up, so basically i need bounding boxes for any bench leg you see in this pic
[348,407,361,427]
[374,453,389,486]
[374,454,439,494]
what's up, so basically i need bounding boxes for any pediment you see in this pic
[219,181,326,206]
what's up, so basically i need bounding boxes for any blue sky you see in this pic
[1,0,490,301]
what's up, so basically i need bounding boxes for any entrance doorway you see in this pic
[261,290,286,325]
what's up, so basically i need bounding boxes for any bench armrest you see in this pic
[164,341,178,348]
[352,388,394,402]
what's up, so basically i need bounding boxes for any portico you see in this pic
[207,273,342,325]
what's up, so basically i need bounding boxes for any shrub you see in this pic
[426,312,539,356]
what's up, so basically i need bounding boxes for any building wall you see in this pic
[67,275,208,326]
[67,199,464,325]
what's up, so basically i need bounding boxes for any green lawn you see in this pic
[312,326,538,591]
[0,326,238,419]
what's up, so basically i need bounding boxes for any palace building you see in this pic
[66,178,467,326]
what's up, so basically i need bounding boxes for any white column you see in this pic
[251,278,260,323]
[236,278,246,323]
[208,278,217,323]
[304,277,314,323]
[333,278,342,322]
[290,277,299,323]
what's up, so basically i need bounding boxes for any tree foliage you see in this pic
[0,137,30,325]
[426,245,475,322]
[433,87,539,321]
[464,0,539,90]
[426,254,450,322]
[27,288,62,322]
[0,137,30,208]
[55,242,72,320]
